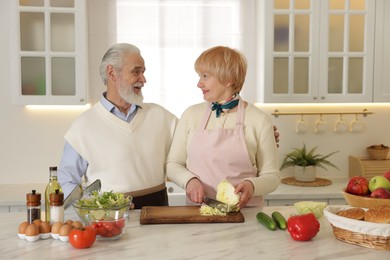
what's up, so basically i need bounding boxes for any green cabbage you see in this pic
[200,180,240,216]
[293,201,327,218]
[216,179,240,208]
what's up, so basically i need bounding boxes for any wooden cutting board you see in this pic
[140,206,245,224]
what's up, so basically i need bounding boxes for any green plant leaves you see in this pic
[280,144,339,171]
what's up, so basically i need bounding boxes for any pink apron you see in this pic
[188,99,262,206]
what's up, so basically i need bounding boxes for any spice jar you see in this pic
[49,189,64,224]
[26,190,41,223]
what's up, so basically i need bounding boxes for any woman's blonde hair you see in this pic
[194,46,247,92]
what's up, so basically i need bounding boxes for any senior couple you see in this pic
[58,43,280,209]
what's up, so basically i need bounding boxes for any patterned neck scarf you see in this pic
[211,93,240,118]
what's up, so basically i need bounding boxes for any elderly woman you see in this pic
[167,46,280,208]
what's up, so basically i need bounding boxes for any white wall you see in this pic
[1,1,390,185]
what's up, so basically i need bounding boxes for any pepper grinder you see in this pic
[26,190,41,223]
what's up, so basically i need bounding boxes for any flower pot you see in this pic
[294,166,316,182]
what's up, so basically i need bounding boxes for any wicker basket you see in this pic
[330,224,390,250]
[366,145,389,160]
[324,206,390,250]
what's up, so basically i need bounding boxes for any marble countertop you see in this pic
[1,206,388,259]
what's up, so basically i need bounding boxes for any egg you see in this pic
[39,221,51,233]
[18,221,29,234]
[32,219,42,227]
[25,223,40,242]
[59,223,72,236]
[51,222,63,239]
[65,219,73,225]
[58,224,72,242]
[18,221,29,239]
[39,221,51,239]
[71,221,83,229]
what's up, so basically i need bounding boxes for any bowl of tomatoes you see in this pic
[72,191,132,240]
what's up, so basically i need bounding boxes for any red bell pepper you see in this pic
[287,213,320,241]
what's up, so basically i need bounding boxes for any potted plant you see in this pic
[280,144,339,182]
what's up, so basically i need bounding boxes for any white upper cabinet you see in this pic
[264,0,376,103]
[373,0,390,102]
[10,0,88,105]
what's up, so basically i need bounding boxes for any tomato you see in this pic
[90,220,125,238]
[68,227,96,249]
[115,219,125,229]
[110,225,122,236]
[102,222,114,232]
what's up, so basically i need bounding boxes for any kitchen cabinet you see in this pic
[0,180,348,212]
[265,198,346,206]
[0,205,26,213]
[9,0,88,105]
[263,0,377,103]
[264,177,348,206]
[373,0,390,101]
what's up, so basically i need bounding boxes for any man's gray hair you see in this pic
[99,43,141,85]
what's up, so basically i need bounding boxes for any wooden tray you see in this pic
[281,177,332,187]
[140,206,245,224]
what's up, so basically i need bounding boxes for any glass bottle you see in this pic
[49,189,64,224]
[26,189,41,223]
[45,166,62,223]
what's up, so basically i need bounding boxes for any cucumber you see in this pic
[271,211,287,230]
[256,212,277,231]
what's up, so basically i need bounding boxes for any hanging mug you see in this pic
[296,115,308,133]
[349,114,365,133]
[334,115,348,133]
[314,115,327,133]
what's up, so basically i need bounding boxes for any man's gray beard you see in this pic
[119,87,144,106]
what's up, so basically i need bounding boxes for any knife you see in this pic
[63,179,102,209]
[203,196,231,214]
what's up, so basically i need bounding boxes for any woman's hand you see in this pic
[186,178,205,204]
[235,180,254,208]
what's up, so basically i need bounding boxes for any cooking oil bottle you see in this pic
[44,166,62,222]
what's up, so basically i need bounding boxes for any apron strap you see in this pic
[199,103,213,130]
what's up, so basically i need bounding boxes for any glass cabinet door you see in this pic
[265,0,375,103]
[319,0,374,102]
[11,0,87,105]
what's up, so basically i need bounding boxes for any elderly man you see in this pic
[58,43,178,208]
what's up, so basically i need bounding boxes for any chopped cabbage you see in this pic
[200,205,227,216]
[294,201,327,218]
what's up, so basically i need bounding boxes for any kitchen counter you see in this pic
[263,177,348,206]
[0,178,349,212]
[1,206,388,259]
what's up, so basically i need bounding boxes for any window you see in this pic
[116,0,256,116]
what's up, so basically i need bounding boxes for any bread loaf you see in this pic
[336,207,365,220]
[364,205,390,223]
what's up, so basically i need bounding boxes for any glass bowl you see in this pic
[72,200,132,240]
